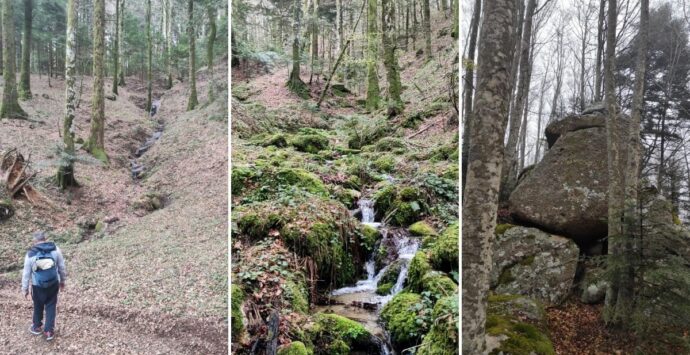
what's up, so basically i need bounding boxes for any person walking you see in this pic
[21,231,67,341]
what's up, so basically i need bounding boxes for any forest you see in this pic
[463,0,690,353]
[230,0,459,352]
[0,0,229,352]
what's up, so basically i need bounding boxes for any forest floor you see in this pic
[0,63,228,353]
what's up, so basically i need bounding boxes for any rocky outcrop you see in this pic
[509,109,631,245]
[492,226,579,305]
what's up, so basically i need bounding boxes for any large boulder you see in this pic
[492,226,579,305]
[509,110,630,245]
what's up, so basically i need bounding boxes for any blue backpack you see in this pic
[34,250,59,288]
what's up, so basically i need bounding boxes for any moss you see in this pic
[380,292,428,350]
[307,313,373,354]
[407,251,432,292]
[373,155,395,172]
[498,268,516,285]
[417,295,459,355]
[275,168,329,195]
[231,166,254,195]
[486,314,555,355]
[89,146,109,164]
[284,279,309,313]
[94,220,105,233]
[374,137,407,152]
[373,184,397,215]
[519,255,536,266]
[289,134,329,153]
[421,271,458,298]
[360,224,380,252]
[376,282,394,295]
[673,213,682,225]
[488,294,523,303]
[399,187,420,201]
[333,188,360,209]
[375,244,389,271]
[380,259,404,285]
[278,341,309,355]
[261,133,289,148]
[389,200,422,226]
[373,185,425,226]
[236,210,285,240]
[495,223,516,236]
[429,222,459,272]
[409,221,438,236]
[231,284,245,342]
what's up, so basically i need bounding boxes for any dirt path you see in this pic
[0,278,226,354]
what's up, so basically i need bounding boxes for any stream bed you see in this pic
[130,100,163,179]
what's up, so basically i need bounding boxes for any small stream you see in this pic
[130,100,163,179]
[316,198,420,355]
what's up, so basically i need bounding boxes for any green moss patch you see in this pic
[231,284,245,342]
[289,134,329,153]
[495,223,516,236]
[277,341,309,355]
[486,295,554,355]
[429,222,459,272]
[373,185,425,226]
[421,271,458,298]
[417,295,459,355]
[409,221,438,237]
[376,282,394,295]
[407,251,431,292]
[307,313,376,354]
[380,292,430,351]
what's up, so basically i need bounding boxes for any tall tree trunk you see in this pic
[534,62,549,164]
[422,0,431,60]
[519,83,531,171]
[462,0,481,196]
[1,0,26,119]
[146,0,152,114]
[595,0,605,102]
[166,0,172,88]
[336,0,342,53]
[19,0,32,100]
[207,5,216,100]
[287,0,308,97]
[57,0,78,188]
[382,0,403,115]
[462,0,516,352]
[87,0,107,163]
[500,0,536,202]
[0,14,3,76]
[603,0,624,324]
[412,0,416,49]
[309,0,318,84]
[580,11,588,111]
[365,0,380,110]
[112,0,119,95]
[615,0,648,325]
[451,0,458,38]
[118,0,126,86]
[186,0,198,110]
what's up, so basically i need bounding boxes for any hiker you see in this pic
[21,231,67,341]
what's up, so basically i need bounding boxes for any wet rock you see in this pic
[133,192,165,211]
[491,226,579,305]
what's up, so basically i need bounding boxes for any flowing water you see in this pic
[315,198,420,355]
[130,100,164,179]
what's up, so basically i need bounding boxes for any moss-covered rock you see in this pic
[332,187,360,209]
[284,279,309,313]
[290,134,329,153]
[379,259,404,286]
[307,313,378,354]
[359,224,380,252]
[231,284,245,342]
[373,155,395,172]
[277,341,309,355]
[495,223,516,236]
[429,222,459,272]
[380,292,429,351]
[376,282,394,295]
[407,251,432,292]
[486,294,554,355]
[421,271,458,298]
[346,117,395,149]
[409,221,438,237]
[374,137,407,153]
[231,166,254,195]
[373,185,425,226]
[417,295,459,355]
[261,133,289,148]
[275,168,329,195]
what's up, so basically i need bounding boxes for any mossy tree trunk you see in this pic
[461,0,481,196]
[112,0,119,95]
[186,0,198,110]
[207,4,216,101]
[382,0,402,115]
[166,0,173,89]
[19,0,32,100]
[1,0,26,119]
[0,15,3,76]
[86,0,107,163]
[118,0,126,86]
[462,0,516,352]
[146,0,152,114]
[365,0,380,111]
[422,0,431,60]
[287,0,308,98]
[57,0,78,188]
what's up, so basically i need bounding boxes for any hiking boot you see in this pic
[29,324,42,335]
[44,331,55,341]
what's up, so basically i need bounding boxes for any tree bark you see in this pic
[87,0,107,163]
[146,0,152,113]
[166,0,172,88]
[365,0,380,110]
[461,0,481,196]
[112,0,119,95]
[595,0,605,101]
[462,0,516,352]
[119,0,126,86]
[382,0,403,115]
[186,0,198,110]
[19,0,32,100]
[1,0,26,119]
[287,0,308,97]
[422,0,431,60]
[57,0,78,188]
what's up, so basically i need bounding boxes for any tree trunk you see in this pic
[603,0,625,324]
[57,0,78,188]
[309,0,319,85]
[19,0,32,100]
[462,0,516,352]
[118,0,126,86]
[186,0,198,110]
[87,0,107,163]
[146,0,152,114]
[580,10,588,112]
[382,0,403,115]
[534,62,549,164]
[1,0,26,119]
[422,0,431,60]
[112,0,119,95]
[336,0,342,53]
[365,0,380,110]
[461,0,481,196]
[500,0,536,202]
[287,0,308,97]
[166,0,173,88]
[595,0,605,102]
[207,5,216,100]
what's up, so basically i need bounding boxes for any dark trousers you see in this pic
[31,283,59,332]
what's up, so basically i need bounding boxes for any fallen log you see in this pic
[0,149,52,208]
